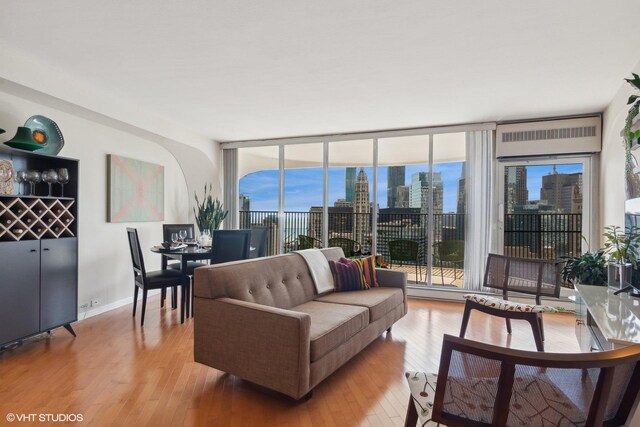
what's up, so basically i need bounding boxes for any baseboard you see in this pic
[77,289,161,321]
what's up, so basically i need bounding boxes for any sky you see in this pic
[239,163,584,212]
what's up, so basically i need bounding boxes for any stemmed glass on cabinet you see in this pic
[26,170,41,196]
[58,168,69,197]
[14,171,26,195]
[42,170,59,197]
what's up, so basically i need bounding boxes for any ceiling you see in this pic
[1,1,639,142]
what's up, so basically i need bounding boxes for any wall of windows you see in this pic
[234,129,469,289]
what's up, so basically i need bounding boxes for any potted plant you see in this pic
[561,250,608,286]
[624,73,640,198]
[193,184,228,234]
[603,225,640,289]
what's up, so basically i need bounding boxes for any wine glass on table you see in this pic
[42,170,58,197]
[57,168,70,197]
[179,229,187,243]
[171,232,179,248]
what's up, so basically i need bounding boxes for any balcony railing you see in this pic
[240,210,582,286]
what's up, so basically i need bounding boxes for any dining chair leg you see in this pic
[186,282,191,318]
[161,288,166,308]
[506,318,512,334]
[172,287,177,309]
[141,289,148,327]
[180,285,186,324]
[459,301,473,338]
[132,285,139,317]
[190,277,195,318]
[404,396,418,427]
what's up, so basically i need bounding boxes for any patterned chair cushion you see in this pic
[463,294,558,313]
[406,371,586,426]
[405,371,440,426]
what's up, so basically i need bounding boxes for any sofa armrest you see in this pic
[376,268,408,301]
[194,297,311,399]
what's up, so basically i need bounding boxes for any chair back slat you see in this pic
[483,254,562,299]
[126,227,146,278]
[432,335,640,427]
[211,230,252,264]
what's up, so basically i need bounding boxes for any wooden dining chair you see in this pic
[162,224,207,311]
[211,230,252,264]
[460,254,563,351]
[405,334,640,426]
[126,228,189,326]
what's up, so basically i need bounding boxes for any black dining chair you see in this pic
[211,230,252,264]
[126,228,189,326]
[162,224,207,308]
[250,226,270,258]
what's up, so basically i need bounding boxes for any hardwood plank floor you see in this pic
[0,297,580,426]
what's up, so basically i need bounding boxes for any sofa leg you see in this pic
[386,326,392,333]
[303,391,313,401]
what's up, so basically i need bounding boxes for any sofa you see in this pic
[193,247,407,400]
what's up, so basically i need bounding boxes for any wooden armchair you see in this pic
[460,254,563,351]
[405,334,640,426]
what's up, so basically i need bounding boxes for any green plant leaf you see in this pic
[629,95,640,105]
[626,73,640,91]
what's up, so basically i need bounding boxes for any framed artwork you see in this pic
[108,155,164,222]
[0,160,14,195]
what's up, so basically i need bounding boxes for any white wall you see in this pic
[0,91,191,312]
[600,59,640,245]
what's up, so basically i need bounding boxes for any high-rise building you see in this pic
[345,167,356,203]
[504,166,528,212]
[410,172,427,208]
[387,166,405,208]
[239,193,250,211]
[353,168,370,246]
[457,167,466,214]
[396,186,410,208]
[334,199,353,208]
[540,170,582,213]
[410,171,443,214]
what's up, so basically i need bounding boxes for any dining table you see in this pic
[150,244,211,322]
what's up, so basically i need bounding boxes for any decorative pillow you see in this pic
[329,258,368,292]
[349,256,379,288]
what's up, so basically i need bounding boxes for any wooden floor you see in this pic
[0,297,580,427]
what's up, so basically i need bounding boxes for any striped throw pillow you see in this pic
[329,258,368,292]
[350,256,379,288]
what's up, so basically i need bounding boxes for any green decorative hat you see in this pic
[4,127,41,151]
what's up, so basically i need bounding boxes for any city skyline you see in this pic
[239,163,583,213]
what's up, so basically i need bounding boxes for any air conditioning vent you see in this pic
[496,117,601,157]
[501,126,597,143]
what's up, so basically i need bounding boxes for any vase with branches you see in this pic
[193,184,228,234]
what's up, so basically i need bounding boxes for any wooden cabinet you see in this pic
[0,240,41,345]
[40,238,78,331]
[0,146,78,348]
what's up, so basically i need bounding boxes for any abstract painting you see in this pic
[108,155,164,222]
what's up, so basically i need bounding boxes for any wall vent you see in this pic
[496,117,601,157]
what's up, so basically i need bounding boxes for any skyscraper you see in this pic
[353,168,370,247]
[457,167,466,214]
[540,170,582,213]
[387,166,405,208]
[345,167,356,203]
[410,171,443,214]
[504,166,528,212]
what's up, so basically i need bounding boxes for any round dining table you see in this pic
[150,245,211,322]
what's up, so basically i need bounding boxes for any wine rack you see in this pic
[0,196,75,241]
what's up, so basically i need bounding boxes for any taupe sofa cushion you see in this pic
[315,287,403,322]
[292,301,369,362]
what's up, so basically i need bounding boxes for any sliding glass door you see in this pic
[497,157,592,259]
